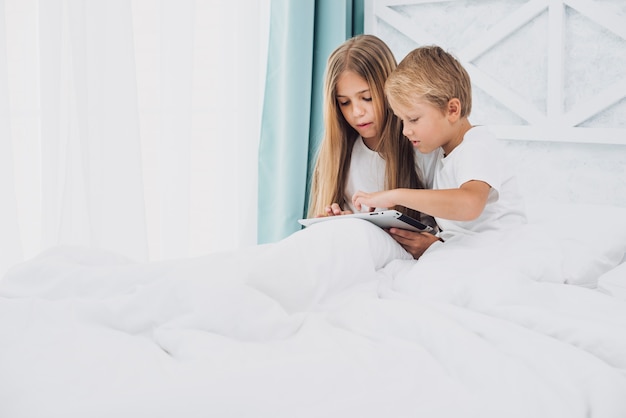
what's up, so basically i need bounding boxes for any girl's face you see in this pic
[335,71,379,146]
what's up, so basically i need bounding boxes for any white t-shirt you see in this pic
[343,137,437,213]
[344,137,386,213]
[414,146,438,189]
[433,126,527,241]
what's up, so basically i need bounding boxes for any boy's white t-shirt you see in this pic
[343,137,436,213]
[414,146,438,189]
[433,126,527,241]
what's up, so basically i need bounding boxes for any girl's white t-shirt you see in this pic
[344,137,386,213]
[343,137,437,213]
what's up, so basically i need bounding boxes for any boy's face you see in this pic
[335,71,379,145]
[392,99,458,155]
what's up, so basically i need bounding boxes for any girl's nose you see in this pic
[402,124,411,136]
[353,104,365,117]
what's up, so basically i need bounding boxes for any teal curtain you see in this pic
[257,0,364,244]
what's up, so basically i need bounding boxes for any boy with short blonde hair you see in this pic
[352,45,526,241]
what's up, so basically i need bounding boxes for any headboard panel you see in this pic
[365,0,626,206]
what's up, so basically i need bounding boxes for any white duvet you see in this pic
[1,204,626,418]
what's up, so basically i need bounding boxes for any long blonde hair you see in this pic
[308,34,424,219]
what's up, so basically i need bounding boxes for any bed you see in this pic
[1,199,626,418]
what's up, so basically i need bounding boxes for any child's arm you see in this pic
[352,180,491,221]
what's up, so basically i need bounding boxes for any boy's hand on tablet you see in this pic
[352,190,394,212]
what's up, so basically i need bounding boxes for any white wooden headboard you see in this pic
[365,0,626,207]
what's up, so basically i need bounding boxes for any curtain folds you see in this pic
[0,0,23,276]
[0,0,270,278]
[38,0,149,261]
[257,0,364,244]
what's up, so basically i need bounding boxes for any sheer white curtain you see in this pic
[0,0,269,277]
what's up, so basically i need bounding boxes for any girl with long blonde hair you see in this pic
[308,35,438,258]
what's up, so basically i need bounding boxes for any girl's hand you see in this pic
[352,190,395,212]
[323,203,353,216]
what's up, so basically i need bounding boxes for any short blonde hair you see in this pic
[385,45,472,117]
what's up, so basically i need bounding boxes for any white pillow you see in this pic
[398,203,626,290]
[525,202,626,287]
[597,260,626,300]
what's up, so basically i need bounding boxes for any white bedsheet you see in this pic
[1,206,626,418]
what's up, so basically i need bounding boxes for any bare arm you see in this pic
[352,180,491,221]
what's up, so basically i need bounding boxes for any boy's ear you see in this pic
[447,98,462,120]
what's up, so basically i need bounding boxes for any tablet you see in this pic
[298,210,435,234]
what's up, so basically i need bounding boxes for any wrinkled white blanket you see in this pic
[1,208,626,418]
